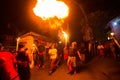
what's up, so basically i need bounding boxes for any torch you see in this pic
[16,37,20,51]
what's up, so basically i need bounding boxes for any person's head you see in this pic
[9,48,16,54]
[51,44,55,49]
[71,41,77,47]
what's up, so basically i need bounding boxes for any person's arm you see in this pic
[25,49,32,64]
[27,53,31,64]
[77,50,81,60]
[48,49,51,55]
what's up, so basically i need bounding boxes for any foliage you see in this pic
[80,9,120,41]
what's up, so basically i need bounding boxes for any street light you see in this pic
[110,32,114,36]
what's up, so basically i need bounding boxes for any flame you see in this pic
[33,0,69,20]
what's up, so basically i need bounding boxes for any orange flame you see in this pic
[33,0,69,20]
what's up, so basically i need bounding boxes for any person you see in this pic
[63,46,69,61]
[103,41,111,57]
[97,42,104,57]
[67,41,81,75]
[79,42,86,64]
[48,44,58,75]
[0,45,20,80]
[45,42,50,60]
[16,45,31,80]
[37,43,45,69]
[56,43,64,67]
[32,44,39,68]
[109,40,120,60]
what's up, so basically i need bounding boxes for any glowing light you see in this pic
[62,31,68,39]
[16,37,20,51]
[113,22,117,26]
[108,16,120,43]
[33,0,69,20]
[110,32,114,36]
[58,41,62,44]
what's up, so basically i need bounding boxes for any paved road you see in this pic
[30,56,120,80]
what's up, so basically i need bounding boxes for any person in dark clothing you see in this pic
[56,43,64,67]
[32,44,39,68]
[67,42,81,75]
[38,44,45,68]
[114,44,120,61]
[79,42,87,64]
[103,41,111,57]
[16,45,31,80]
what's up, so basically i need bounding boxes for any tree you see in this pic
[80,9,120,42]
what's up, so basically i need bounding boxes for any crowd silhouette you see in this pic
[0,39,120,79]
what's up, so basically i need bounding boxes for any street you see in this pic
[30,55,120,80]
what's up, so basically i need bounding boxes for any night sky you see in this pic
[0,0,120,41]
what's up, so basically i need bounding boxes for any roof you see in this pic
[19,31,52,42]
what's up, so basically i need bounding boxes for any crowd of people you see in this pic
[32,40,120,75]
[97,39,120,60]
[0,44,31,80]
[0,39,120,79]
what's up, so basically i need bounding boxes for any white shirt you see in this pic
[48,49,57,59]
